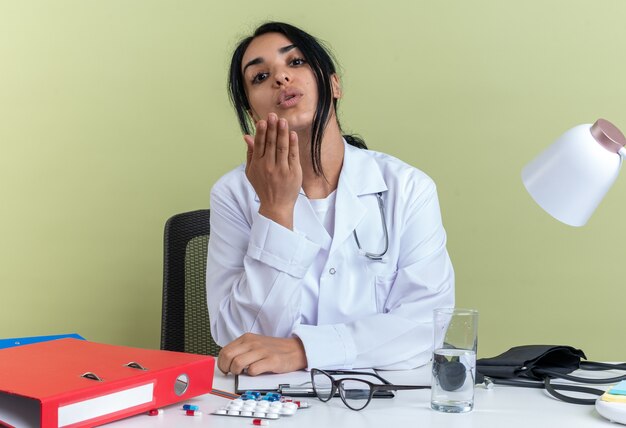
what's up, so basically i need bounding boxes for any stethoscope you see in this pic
[353,192,389,261]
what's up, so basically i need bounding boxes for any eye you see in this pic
[290,57,307,66]
[251,72,269,85]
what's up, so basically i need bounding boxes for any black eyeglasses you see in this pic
[310,369,429,411]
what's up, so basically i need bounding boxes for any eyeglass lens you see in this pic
[339,379,371,410]
[312,370,334,401]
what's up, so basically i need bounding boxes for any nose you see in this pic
[274,71,291,86]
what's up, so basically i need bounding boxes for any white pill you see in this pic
[256,401,270,407]
[254,411,266,417]
[267,413,279,419]
[283,402,297,410]
[227,410,240,416]
[241,411,253,417]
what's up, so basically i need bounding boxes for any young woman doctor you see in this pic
[207,22,454,376]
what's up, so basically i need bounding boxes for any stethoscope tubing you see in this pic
[353,192,388,260]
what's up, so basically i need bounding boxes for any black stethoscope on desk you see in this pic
[353,192,389,261]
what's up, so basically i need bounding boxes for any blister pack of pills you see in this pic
[211,391,306,420]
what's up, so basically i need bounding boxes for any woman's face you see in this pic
[241,32,339,133]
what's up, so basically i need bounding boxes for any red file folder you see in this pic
[0,338,215,427]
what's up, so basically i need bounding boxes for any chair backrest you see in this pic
[160,209,221,356]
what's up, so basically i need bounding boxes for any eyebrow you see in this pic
[242,44,297,74]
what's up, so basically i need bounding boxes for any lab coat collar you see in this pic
[340,141,388,196]
[251,141,387,198]
[251,141,388,253]
[329,141,388,255]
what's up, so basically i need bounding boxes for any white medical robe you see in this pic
[207,141,454,370]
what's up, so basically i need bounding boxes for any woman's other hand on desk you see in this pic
[218,333,307,376]
[243,113,302,231]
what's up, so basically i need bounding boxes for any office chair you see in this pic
[160,209,221,356]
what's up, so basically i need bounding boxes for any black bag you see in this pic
[476,345,626,405]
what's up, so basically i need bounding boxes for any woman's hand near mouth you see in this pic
[243,112,302,230]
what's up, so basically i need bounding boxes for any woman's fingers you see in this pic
[252,114,295,170]
[288,131,299,170]
[275,118,290,165]
[263,113,278,165]
[243,134,255,149]
[218,334,308,376]
[243,134,254,173]
[252,120,267,160]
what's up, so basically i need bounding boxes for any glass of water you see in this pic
[430,308,478,413]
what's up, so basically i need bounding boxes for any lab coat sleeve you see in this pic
[207,180,321,346]
[294,179,454,370]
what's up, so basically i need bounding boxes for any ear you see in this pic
[331,73,342,99]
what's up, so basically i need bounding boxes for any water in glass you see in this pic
[430,347,476,413]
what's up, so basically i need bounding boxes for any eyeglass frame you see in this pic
[310,368,429,411]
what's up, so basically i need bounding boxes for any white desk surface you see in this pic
[106,363,617,428]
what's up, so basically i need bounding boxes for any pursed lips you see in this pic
[277,90,303,108]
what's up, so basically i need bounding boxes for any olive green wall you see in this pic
[1,0,625,360]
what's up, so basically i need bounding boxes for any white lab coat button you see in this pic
[329,268,336,275]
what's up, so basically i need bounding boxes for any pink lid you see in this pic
[590,118,626,153]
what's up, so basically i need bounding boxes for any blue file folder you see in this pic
[0,333,85,350]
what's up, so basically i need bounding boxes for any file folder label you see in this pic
[58,383,154,427]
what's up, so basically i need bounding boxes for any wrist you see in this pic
[258,205,294,230]
[290,337,308,371]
